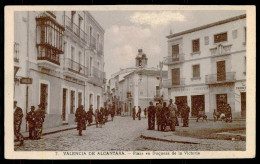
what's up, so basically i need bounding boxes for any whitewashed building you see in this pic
[13,11,106,131]
[163,14,246,118]
[109,49,168,116]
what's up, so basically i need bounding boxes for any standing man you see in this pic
[14,100,24,146]
[111,107,115,121]
[75,105,87,136]
[132,106,136,120]
[34,103,46,140]
[137,106,142,120]
[182,102,190,127]
[26,106,36,139]
[161,102,168,131]
[144,108,147,119]
[168,99,179,126]
[156,100,163,131]
[147,101,156,130]
[87,105,94,126]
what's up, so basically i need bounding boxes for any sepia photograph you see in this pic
[5,5,255,159]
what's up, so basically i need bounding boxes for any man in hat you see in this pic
[26,106,36,139]
[75,105,87,136]
[87,105,94,126]
[34,103,46,139]
[147,101,156,130]
[14,100,24,146]
[132,106,136,120]
[182,102,190,127]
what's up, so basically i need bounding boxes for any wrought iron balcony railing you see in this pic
[37,46,60,65]
[163,53,185,65]
[14,42,19,63]
[205,72,236,84]
[64,58,88,78]
[88,66,105,87]
[162,78,185,88]
[64,15,88,44]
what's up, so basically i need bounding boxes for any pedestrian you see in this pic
[156,100,163,131]
[26,106,36,140]
[75,105,87,136]
[225,104,232,123]
[168,99,179,126]
[144,108,147,118]
[213,109,219,122]
[100,107,105,125]
[14,100,24,146]
[168,100,177,131]
[105,107,109,122]
[87,105,94,126]
[137,106,141,120]
[132,106,136,120]
[147,101,156,130]
[95,108,99,128]
[182,102,190,127]
[161,102,168,131]
[34,103,46,140]
[111,107,115,121]
[97,108,103,128]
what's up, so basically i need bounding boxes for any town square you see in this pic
[10,8,249,153]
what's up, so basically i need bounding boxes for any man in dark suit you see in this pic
[14,100,24,146]
[132,106,136,120]
[148,101,156,130]
[26,106,36,139]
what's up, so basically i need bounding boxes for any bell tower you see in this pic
[135,49,148,68]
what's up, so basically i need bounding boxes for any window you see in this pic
[89,56,92,76]
[71,11,75,24]
[204,36,209,45]
[244,56,246,74]
[192,39,200,52]
[214,32,227,43]
[192,65,200,78]
[244,27,246,43]
[172,44,179,57]
[78,92,82,107]
[71,46,75,60]
[232,30,237,39]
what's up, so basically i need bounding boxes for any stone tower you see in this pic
[135,49,148,68]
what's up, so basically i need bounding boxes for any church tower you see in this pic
[135,49,148,68]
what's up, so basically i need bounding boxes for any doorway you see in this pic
[217,61,226,81]
[70,90,75,114]
[175,96,187,111]
[216,94,227,113]
[191,95,205,117]
[40,83,48,113]
[241,92,246,118]
[62,88,67,121]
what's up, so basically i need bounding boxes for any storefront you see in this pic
[235,81,246,118]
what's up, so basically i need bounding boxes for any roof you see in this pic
[166,14,246,39]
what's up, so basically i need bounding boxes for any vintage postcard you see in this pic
[5,5,256,159]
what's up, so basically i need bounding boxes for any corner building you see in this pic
[13,11,105,132]
[163,14,246,118]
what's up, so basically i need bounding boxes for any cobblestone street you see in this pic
[15,116,246,151]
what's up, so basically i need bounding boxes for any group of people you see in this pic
[132,106,142,120]
[213,103,232,122]
[75,104,115,136]
[14,100,46,146]
[147,99,191,132]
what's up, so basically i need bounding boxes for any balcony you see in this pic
[64,58,88,78]
[37,47,60,69]
[90,35,96,50]
[205,72,236,84]
[64,15,88,44]
[154,90,164,101]
[88,67,105,87]
[210,44,232,57]
[163,53,185,65]
[14,42,19,63]
[162,78,185,88]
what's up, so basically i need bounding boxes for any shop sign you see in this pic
[236,82,246,91]
[20,77,33,84]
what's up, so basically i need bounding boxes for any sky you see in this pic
[90,10,246,79]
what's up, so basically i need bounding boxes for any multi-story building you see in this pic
[109,49,168,116]
[13,11,106,132]
[163,14,246,118]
